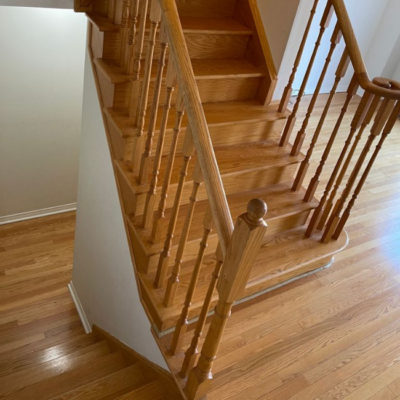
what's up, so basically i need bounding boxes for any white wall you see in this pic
[0,1,73,8]
[71,50,167,368]
[0,6,86,221]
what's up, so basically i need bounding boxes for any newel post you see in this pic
[184,199,268,400]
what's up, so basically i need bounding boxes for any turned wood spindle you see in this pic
[279,0,320,112]
[314,92,380,233]
[164,163,202,307]
[138,26,169,185]
[291,24,342,158]
[142,59,176,231]
[332,100,400,239]
[119,0,131,68]
[128,0,149,117]
[322,96,396,242]
[154,129,194,289]
[131,0,162,174]
[151,96,185,242]
[293,49,350,192]
[124,0,139,72]
[185,200,268,400]
[180,249,223,378]
[169,208,213,356]
[279,2,334,147]
[305,88,375,237]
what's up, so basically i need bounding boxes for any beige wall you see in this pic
[0,6,86,221]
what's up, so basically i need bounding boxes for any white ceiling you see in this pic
[0,0,73,9]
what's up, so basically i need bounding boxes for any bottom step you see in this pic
[145,227,349,333]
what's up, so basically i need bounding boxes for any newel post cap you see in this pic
[246,199,267,226]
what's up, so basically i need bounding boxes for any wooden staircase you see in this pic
[75,0,400,398]
[0,325,181,399]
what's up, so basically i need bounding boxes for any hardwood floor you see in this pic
[1,95,399,399]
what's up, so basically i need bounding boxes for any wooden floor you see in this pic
[1,95,400,399]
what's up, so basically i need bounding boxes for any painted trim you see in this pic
[0,203,77,225]
[68,281,92,334]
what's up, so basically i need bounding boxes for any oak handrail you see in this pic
[157,0,234,253]
[332,0,400,100]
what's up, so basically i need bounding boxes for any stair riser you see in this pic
[176,0,238,18]
[91,23,121,61]
[131,163,299,216]
[129,208,312,275]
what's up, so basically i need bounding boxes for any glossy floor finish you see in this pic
[1,95,400,399]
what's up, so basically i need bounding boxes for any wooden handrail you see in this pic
[332,0,400,100]
[157,0,234,253]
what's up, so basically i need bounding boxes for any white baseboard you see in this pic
[0,203,77,225]
[68,281,92,334]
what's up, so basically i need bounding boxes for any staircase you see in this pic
[74,0,400,398]
[0,325,181,399]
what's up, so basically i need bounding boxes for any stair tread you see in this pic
[140,226,348,331]
[0,340,111,396]
[86,13,119,32]
[48,363,146,400]
[120,140,303,196]
[105,101,288,138]
[115,380,166,400]
[94,57,264,85]
[180,16,253,34]
[7,351,128,400]
[131,182,317,252]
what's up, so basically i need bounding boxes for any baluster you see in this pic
[280,2,334,147]
[185,200,268,400]
[128,0,149,116]
[169,209,212,355]
[151,96,185,242]
[293,49,350,192]
[139,26,169,185]
[279,0,320,112]
[124,0,139,72]
[131,0,162,174]
[119,0,131,67]
[180,249,223,378]
[164,163,202,307]
[322,95,396,242]
[154,128,194,289]
[312,92,379,234]
[107,0,116,21]
[333,99,400,239]
[142,59,176,231]
[305,85,377,237]
[291,25,342,158]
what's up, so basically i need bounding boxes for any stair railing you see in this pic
[122,0,269,398]
[279,0,400,243]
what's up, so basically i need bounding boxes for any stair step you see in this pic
[105,101,288,154]
[86,13,119,32]
[48,363,146,400]
[95,57,265,108]
[180,17,252,35]
[94,58,264,84]
[0,340,111,397]
[115,380,166,399]
[142,227,348,332]
[247,227,349,293]
[7,351,128,400]
[117,140,301,218]
[129,183,317,278]
[176,0,238,18]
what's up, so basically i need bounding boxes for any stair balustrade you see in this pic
[279,0,400,243]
